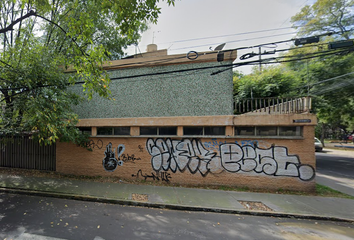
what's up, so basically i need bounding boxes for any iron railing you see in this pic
[234,96,312,115]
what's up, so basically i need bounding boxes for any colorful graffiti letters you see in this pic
[146,138,315,181]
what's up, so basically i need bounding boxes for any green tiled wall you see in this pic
[70,61,234,118]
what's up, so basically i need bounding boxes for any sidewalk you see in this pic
[0,172,354,223]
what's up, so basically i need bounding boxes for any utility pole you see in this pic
[258,46,262,71]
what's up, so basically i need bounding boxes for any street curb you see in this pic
[1,187,353,223]
[333,145,354,149]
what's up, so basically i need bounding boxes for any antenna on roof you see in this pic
[152,31,161,44]
[214,43,226,51]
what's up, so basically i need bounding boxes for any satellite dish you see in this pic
[214,43,226,51]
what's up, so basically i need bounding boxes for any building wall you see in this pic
[57,114,317,192]
[70,61,234,119]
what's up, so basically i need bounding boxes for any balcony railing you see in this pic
[234,96,312,115]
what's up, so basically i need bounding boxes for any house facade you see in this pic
[57,45,317,192]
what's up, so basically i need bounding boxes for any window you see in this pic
[205,127,225,135]
[183,126,225,136]
[279,126,302,136]
[97,127,112,135]
[97,127,130,135]
[140,127,177,136]
[78,127,91,135]
[140,127,158,135]
[184,127,203,136]
[236,126,303,137]
[257,126,277,136]
[159,127,177,135]
[235,127,255,136]
[114,127,130,135]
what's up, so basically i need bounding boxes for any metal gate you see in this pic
[0,136,56,171]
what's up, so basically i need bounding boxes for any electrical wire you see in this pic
[211,46,354,75]
[0,32,351,92]
[311,79,354,95]
[125,26,298,51]
[67,31,343,72]
[170,32,298,51]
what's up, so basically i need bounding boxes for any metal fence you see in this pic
[234,96,312,115]
[0,136,56,171]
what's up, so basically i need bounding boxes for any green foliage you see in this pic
[233,66,300,101]
[291,0,354,39]
[234,0,354,136]
[0,0,174,146]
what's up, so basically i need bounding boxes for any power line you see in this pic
[311,79,354,95]
[1,33,351,92]
[170,32,298,51]
[159,27,295,44]
[212,46,354,75]
[125,26,298,50]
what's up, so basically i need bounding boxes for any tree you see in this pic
[233,66,301,101]
[0,0,174,146]
[291,0,354,39]
[290,0,354,139]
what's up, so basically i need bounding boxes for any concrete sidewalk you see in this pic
[0,172,354,223]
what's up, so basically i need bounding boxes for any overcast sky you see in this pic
[125,0,315,74]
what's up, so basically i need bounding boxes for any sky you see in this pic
[125,0,315,74]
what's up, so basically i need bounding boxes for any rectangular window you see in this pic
[78,127,91,135]
[97,127,113,135]
[183,126,225,136]
[159,127,177,135]
[97,127,130,135]
[204,127,225,136]
[279,126,302,136]
[235,127,255,136]
[235,126,303,137]
[140,127,158,135]
[183,126,203,136]
[114,127,130,135]
[257,126,277,136]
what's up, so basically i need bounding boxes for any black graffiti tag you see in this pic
[119,154,141,163]
[132,169,171,182]
[87,139,103,149]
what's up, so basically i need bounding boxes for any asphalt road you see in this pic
[1,193,354,240]
[316,148,354,196]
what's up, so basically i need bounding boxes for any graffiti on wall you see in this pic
[103,143,142,171]
[204,139,270,151]
[146,138,315,181]
[102,143,125,171]
[138,145,144,152]
[87,139,103,149]
[120,154,141,164]
[132,169,171,182]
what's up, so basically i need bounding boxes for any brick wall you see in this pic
[57,125,316,192]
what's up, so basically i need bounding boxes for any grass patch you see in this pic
[316,184,354,199]
[217,185,250,191]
